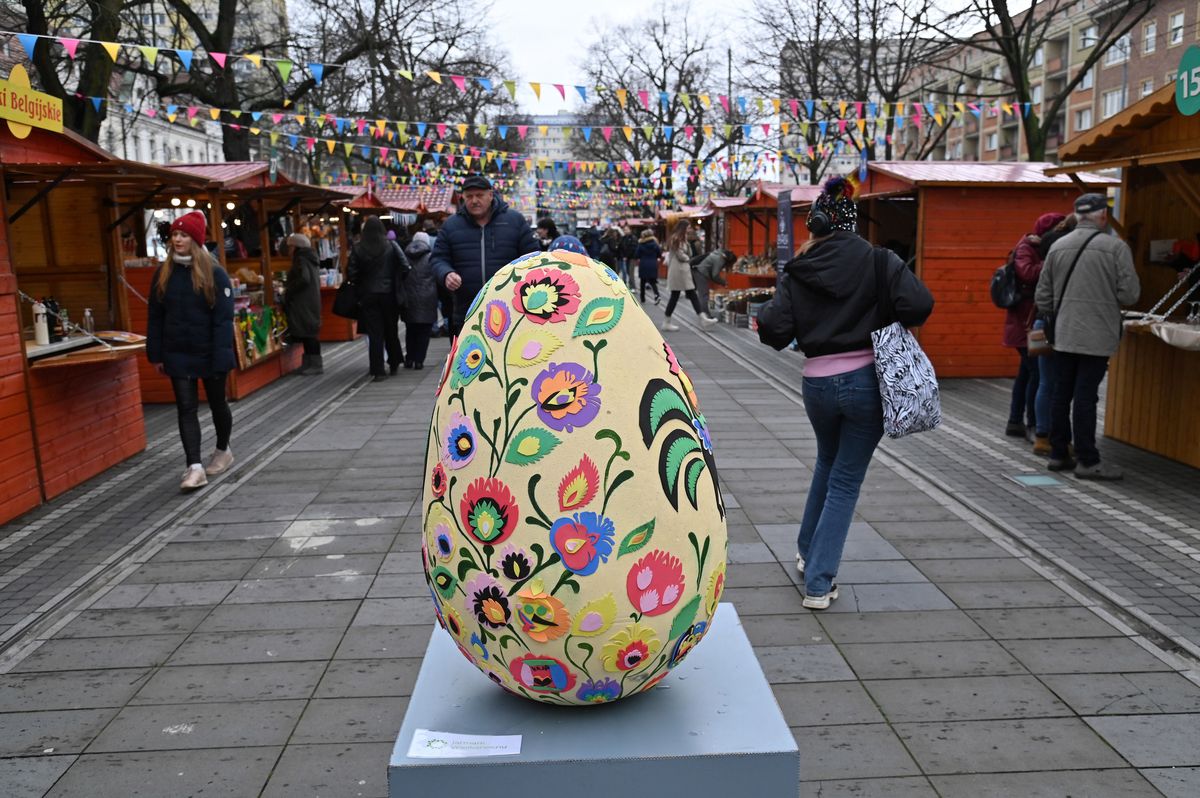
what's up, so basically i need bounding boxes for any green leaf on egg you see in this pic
[572,296,624,337]
[505,428,561,465]
[669,595,702,640]
[617,519,655,557]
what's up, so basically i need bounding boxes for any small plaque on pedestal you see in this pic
[388,603,798,796]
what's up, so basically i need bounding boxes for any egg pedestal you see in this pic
[421,250,729,706]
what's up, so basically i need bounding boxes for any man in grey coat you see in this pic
[1035,193,1140,480]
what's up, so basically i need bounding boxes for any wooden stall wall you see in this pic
[0,193,41,524]
[8,184,116,329]
[916,185,1081,377]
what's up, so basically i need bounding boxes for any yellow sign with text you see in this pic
[0,65,64,139]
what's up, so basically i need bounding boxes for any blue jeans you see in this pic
[797,364,885,596]
[1033,321,1054,436]
[1050,351,1109,466]
[1008,347,1039,427]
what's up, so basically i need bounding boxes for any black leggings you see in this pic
[640,277,660,302]
[171,374,232,466]
[406,322,433,366]
[664,289,704,317]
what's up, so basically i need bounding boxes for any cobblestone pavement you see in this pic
[0,309,1197,797]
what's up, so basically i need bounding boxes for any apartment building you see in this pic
[902,0,1195,163]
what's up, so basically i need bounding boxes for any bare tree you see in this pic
[913,0,1155,160]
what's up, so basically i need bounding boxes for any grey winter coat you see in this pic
[1035,219,1140,357]
[404,233,439,325]
[666,244,695,291]
[284,246,322,340]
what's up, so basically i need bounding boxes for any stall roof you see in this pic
[374,185,457,215]
[170,162,271,187]
[865,160,1116,188]
[1052,84,1198,169]
[709,196,748,209]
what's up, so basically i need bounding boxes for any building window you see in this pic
[1080,68,1094,89]
[1080,25,1098,48]
[986,132,998,150]
[1032,84,1043,104]
[1102,88,1126,118]
[1075,108,1093,131]
[1104,34,1131,65]
[1144,20,1157,53]
[1142,78,1155,97]
[1033,46,1044,66]
[1170,12,1184,45]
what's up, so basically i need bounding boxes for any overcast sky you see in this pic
[485,0,737,113]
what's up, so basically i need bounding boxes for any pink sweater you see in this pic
[803,348,875,378]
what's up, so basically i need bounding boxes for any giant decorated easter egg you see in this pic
[422,249,727,706]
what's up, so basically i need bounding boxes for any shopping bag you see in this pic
[332,281,358,319]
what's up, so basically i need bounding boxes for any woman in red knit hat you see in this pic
[147,210,237,491]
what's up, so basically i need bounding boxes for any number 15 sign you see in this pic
[1178,45,1200,116]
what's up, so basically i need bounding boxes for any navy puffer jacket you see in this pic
[430,196,538,302]
[147,259,236,377]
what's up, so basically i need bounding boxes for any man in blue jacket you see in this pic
[431,175,538,334]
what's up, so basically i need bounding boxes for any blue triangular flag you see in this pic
[17,33,38,60]
[737,96,748,114]
[289,134,298,148]
[818,120,828,137]
[175,49,192,71]
[805,100,814,118]
[896,115,905,130]
[576,85,587,102]
[478,77,492,91]
[497,125,508,139]
[742,124,751,138]
[582,127,591,141]
[361,145,370,158]
[336,118,346,134]
[659,91,669,108]
[868,102,877,117]
[416,122,427,136]
[91,97,102,113]
[124,103,134,114]
[251,111,262,122]
[309,63,324,84]
[1023,102,1031,116]
[431,153,441,164]
[663,126,673,138]
[926,102,937,115]
[166,104,178,115]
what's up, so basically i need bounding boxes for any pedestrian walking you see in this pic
[403,231,439,369]
[756,176,934,609]
[1030,214,1078,455]
[619,226,639,286]
[1004,212,1065,443]
[535,217,559,251]
[146,210,237,492]
[348,215,409,381]
[692,249,735,318]
[430,175,538,335]
[636,229,662,304]
[1035,193,1140,479]
[661,220,718,331]
[284,232,323,375]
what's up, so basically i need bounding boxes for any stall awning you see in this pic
[1050,84,1200,172]
[863,161,1117,190]
[373,186,457,215]
[709,196,748,210]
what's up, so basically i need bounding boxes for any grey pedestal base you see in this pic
[388,603,798,796]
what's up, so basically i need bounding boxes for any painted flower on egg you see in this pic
[484,300,511,341]
[459,477,518,545]
[430,462,447,498]
[467,573,511,629]
[442,412,477,469]
[515,586,571,643]
[514,268,580,324]
[626,550,686,616]
[550,512,616,576]
[571,594,616,637]
[451,335,487,387]
[601,622,661,672]
[499,544,532,581]
[577,678,622,703]
[509,653,577,693]
[532,362,602,432]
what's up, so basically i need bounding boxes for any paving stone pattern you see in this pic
[0,311,1196,796]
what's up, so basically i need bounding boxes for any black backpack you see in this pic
[989,253,1021,309]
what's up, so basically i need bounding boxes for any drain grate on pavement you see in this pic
[1006,474,1065,487]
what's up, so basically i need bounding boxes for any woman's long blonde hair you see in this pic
[156,237,217,307]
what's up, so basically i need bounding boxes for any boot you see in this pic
[1032,435,1051,456]
[304,354,323,375]
[296,353,311,375]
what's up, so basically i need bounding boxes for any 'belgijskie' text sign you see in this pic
[1,65,64,139]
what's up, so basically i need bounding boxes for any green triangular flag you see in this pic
[138,46,158,65]
[275,60,292,82]
[504,80,517,99]
[641,125,654,140]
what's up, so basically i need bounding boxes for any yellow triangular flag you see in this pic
[101,42,120,61]
[772,98,781,113]
[249,126,260,135]
[622,126,633,141]
[456,124,468,139]
[702,124,712,138]
[839,101,847,117]
[295,114,306,126]
[244,54,262,68]
[325,139,336,153]
[538,125,548,136]
[615,89,628,108]
[270,132,279,144]
[209,108,221,120]
[856,119,866,133]
[427,71,442,84]
[530,82,541,99]
[464,155,473,167]
[166,113,177,123]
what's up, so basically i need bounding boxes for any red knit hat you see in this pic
[170,211,208,246]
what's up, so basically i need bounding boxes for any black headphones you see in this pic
[807,208,832,237]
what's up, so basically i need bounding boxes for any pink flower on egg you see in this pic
[625,550,685,616]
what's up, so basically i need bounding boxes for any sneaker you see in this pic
[1075,462,1123,481]
[414,363,424,370]
[660,318,680,331]
[1032,435,1051,456]
[180,465,208,492]
[1025,425,1037,444]
[795,553,805,578]
[1005,421,1026,437]
[700,314,719,329]
[204,448,234,476]
[802,584,839,610]
[372,373,388,382]
[1047,457,1077,472]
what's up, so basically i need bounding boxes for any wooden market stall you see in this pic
[0,77,215,523]
[119,163,351,401]
[709,183,822,291]
[1048,85,1200,469]
[854,161,1117,378]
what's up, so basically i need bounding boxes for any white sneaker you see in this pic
[660,318,680,331]
[204,447,234,476]
[796,553,805,577]
[700,314,718,329]
[802,584,839,610]
[180,465,208,492]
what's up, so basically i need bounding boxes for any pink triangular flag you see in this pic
[271,113,283,124]
[187,106,198,120]
[602,127,613,142]
[436,123,447,138]
[451,75,467,92]
[60,38,80,59]
[637,90,649,109]
[554,83,566,99]
[145,108,157,118]
[517,125,528,139]
[685,125,694,139]
[210,52,227,68]
[718,95,730,114]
